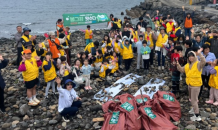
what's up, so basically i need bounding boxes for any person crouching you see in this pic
[56,78,82,122]
[18,49,42,106]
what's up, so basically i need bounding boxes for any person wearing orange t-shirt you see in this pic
[182,6,195,38]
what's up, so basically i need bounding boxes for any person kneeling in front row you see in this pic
[55,78,82,122]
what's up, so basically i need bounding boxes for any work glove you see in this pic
[144,51,148,54]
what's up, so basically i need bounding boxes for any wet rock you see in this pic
[200,111,210,118]
[210,113,217,120]
[49,120,58,125]
[185,125,196,130]
[19,104,29,115]
[2,123,11,129]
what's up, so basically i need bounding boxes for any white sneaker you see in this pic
[28,100,38,106]
[158,66,161,70]
[62,116,70,122]
[33,98,40,104]
[190,115,201,121]
[189,108,194,114]
[162,66,164,70]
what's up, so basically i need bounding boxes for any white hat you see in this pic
[49,31,55,36]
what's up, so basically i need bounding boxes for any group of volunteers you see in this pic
[0,6,217,123]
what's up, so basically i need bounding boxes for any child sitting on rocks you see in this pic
[59,56,71,85]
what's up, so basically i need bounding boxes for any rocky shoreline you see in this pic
[1,1,218,130]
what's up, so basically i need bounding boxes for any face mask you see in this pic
[108,50,111,52]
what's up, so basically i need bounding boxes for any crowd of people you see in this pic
[0,7,218,123]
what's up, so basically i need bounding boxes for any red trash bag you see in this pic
[101,101,126,130]
[151,99,171,120]
[115,93,142,130]
[153,91,181,121]
[138,104,178,130]
[134,94,151,107]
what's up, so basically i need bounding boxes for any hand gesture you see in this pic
[55,77,61,85]
[191,29,194,33]
[22,55,26,62]
[77,97,82,100]
[155,24,158,28]
[34,56,40,61]
[197,48,203,56]
[211,59,217,67]
[208,33,213,37]
[176,60,180,66]
[104,48,107,53]
[0,55,3,61]
[201,29,206,34]
[77,53,81,58]
[146,14,150,18]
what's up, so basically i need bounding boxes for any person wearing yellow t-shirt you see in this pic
[42,52,57,99]
[18,49,42,106]
[80,25,93,46]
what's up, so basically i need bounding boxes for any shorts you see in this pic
[25,78,39,89]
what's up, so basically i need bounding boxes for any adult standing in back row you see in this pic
[15,26,23,67]
[182,6,195,38]
[135,17,147,31]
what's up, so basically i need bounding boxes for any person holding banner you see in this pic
[140,40,151,75]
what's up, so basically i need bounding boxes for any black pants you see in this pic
[172,81,180,95]
[0,87,5,111]
[60,101,82,117]
[199,74,210,98]
[40,56,44,62]
[143,59,149,70]
[106,69,112,76]
[17,47,23,66]
[149,49,154,66]
[124,59,132,71]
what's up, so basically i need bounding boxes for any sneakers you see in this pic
[162,66,164,70]
[62,116,70,122]
[189,108,194,114]
[213,101,218,106]
[190,115,201,121]
[28,100,38,106]
[158,66,161,70]
[33,98,40,104]
[205,100,214,104]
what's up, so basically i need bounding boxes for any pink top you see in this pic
[18,60,42,72]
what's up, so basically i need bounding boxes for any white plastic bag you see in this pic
[72,68,84,84]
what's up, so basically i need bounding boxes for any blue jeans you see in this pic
[60,101,82,117]
[157,51,165,66]
[185,28,191,38]
[86,39,92,46]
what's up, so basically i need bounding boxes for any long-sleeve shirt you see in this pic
[135,40,143,54]
[136,21,147,30]
[0,59,9,89]
[120,42,135,49]
[57,86,78,112]
[202,52,216,76]
[177,53,206,73]
[140,46,151,55]
[81,65,94,75]
[43,60,57,71]
[14,32,23,47]
[18,60,42,71]
[59,62,71,76]
[192,37,207,48]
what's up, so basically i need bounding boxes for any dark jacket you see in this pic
[136,21,147,30]
[210,38,218,58]
[0,59,9,89]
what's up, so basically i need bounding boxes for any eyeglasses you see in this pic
[66,83,72,86]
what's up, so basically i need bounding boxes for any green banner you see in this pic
[63,13,110,26]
